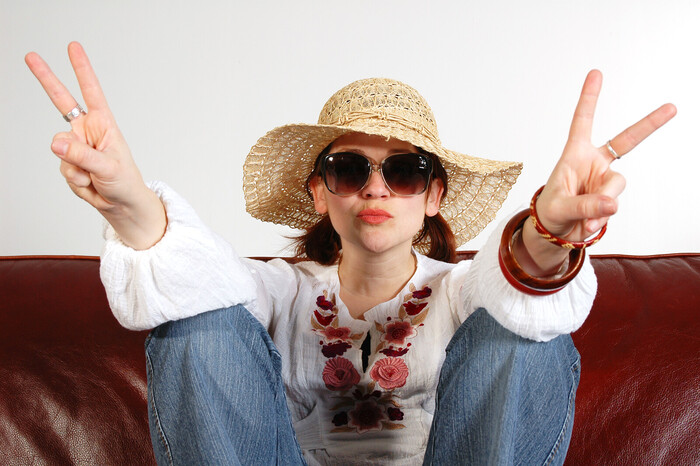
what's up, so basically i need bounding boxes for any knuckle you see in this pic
[59,161,72,177]
[575,199,596,219]
[52,132,72,142]
[61,165,79,183]
[67,143,89,165]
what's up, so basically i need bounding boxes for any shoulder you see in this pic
[413,252,477,308]
[415,252,471,278]
[242,257,337,286]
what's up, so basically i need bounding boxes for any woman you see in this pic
[26,42,675,465]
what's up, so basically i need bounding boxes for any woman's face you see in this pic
[309,132,443,257]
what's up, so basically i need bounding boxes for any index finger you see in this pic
[25,51,81,116]
[568,70,603,143]
[607,103,677,158]
[66,42,110,113]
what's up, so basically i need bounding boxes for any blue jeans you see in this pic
[145,306,580,465]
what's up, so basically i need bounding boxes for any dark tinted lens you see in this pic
[382,153,432,195]
[323,153,371,195]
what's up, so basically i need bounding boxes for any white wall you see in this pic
[2,0,699,257]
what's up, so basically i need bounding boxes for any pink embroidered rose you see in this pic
[382,320,417,346]
[369,357,409,390]
[322,357,360,391]
[403,301,428,316]
[348,398,387,434]
[321,326,352,342]
[412,286,432,299]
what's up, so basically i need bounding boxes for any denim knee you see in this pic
[145,305,282,390]
[144,305,303,465]
[425,308,580,466]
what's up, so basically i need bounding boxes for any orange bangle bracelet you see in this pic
[530,186,606,250]
[498,209,585,296]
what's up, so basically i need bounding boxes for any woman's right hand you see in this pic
[26,42,166,250]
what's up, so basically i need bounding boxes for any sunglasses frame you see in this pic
[320,152,433,197]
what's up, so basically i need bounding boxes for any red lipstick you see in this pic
[358,209,393,224]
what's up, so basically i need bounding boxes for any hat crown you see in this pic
[317,78,441,145]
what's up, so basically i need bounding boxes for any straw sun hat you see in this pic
[243,78,523,252]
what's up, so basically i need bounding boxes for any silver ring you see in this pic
[606,140,621,160]
[63,104,87,122]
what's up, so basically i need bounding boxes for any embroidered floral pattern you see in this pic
[317,295,335,310]
[332,411,348,427]
[349,398,387,433]
[411,286,432,299]
[311,291,363,346]
[369,357,409,390]
[374,284,432,358]
[387,407,404,421]
[403,301,428,316]
[311,284,432,435]
[321,341,352,358]
[319,326,352,342]
[381,320,417,346]
[323,357,361,391]
[329,384,405,434]
[380,347,410,357]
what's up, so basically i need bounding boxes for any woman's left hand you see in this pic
[519,70,676,274]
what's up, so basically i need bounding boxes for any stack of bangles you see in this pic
[498,186,607,296]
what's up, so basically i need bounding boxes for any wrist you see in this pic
[498,209,585,296]
[101,187,167,250]
[518,218,569,276]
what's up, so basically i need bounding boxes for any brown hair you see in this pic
[293,145,456,264]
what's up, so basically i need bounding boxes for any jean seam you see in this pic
[146,343,175,466]
[543,355,580,466]
[427,387,439,465]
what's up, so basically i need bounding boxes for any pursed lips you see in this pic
[357,208,393,224]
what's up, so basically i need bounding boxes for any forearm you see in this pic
[100,185,167,250]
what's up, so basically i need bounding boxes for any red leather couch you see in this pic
[1,253,698,465]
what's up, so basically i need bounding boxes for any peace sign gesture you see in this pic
[25,42,166,249]
[519,70,677,273]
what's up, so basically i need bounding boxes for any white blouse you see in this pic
[100,181,596,465]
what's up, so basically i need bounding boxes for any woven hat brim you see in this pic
[243,122,522,250]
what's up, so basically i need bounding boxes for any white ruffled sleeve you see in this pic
[100,181,258,331]
[460,214,598,342]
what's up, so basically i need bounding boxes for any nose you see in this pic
[361,168,390,198]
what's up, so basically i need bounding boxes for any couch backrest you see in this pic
[0,254,698,465]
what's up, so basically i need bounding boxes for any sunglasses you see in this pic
[321,152,433,196]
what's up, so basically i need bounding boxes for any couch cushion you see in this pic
[567,254,700,465]
[0,256,155,465]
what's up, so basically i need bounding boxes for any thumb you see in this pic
[51,135,111,178]
[557,193,618,223]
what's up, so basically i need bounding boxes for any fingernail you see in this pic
[52,140,68,156]
[600,199,615,215]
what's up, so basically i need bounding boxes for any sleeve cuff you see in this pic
[100,181,258,330]
[462,212,598,342]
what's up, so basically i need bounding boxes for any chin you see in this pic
[356,233,413,256]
